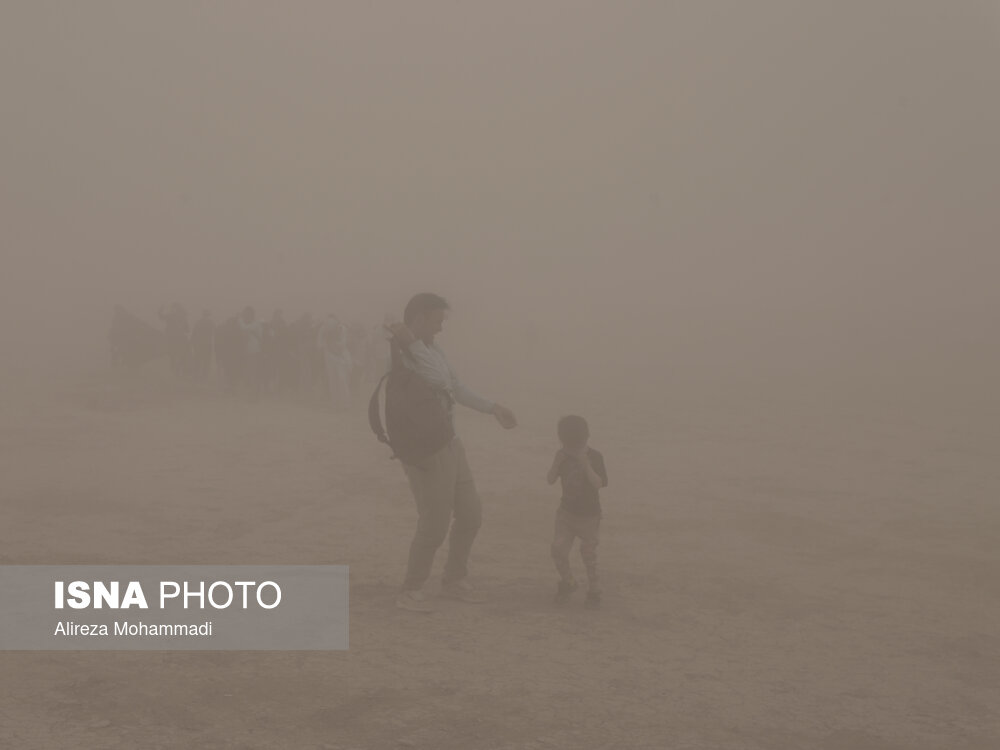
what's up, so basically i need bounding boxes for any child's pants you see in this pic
[551,507,600,591]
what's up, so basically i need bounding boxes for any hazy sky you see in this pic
[2,2,998,372]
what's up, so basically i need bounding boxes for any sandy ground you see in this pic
[1,365,998,750]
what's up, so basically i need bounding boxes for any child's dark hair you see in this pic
[557,415,589,449]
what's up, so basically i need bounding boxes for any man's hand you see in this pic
[492,404,518,429]
[384,321,416,346]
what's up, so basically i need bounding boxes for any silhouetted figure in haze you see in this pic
[158,303,191,377]
[373,313,395,379]
[267,308,296,394]
[239,306,264,398]
[291,312,317,394]
[215,316,244,393]
[261,313,277,393]
[347,319,369,393]
[547,415,608,609]
[107,300,417,402]
[318,314,351,410]
[366,320,387,382]
[386,293,518,613]
[190,310,215,382]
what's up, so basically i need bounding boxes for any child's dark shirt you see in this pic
[558,448,608,517]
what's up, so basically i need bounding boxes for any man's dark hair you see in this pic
[557,415,590,449]
[403,293,449,324]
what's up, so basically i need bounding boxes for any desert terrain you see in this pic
[1,344,997,749]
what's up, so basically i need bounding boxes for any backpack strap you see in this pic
[369,333,412,460]
[367,370,395,458]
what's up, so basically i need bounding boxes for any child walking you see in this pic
[546,415,608,608]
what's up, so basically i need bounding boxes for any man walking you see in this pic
[317,313,352,410]
[386,293,517,612]
[190,310,215,382]
[239,306,264,398]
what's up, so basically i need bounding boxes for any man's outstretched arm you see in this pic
[388,323,516,428]
[404,336,495,412]
[452,378,496,414]
[453,374,517,427]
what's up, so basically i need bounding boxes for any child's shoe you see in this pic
[554,579,578,605]
[584,589,602,609]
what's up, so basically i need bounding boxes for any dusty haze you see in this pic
[3,2,998,385]
[1,3,999,749]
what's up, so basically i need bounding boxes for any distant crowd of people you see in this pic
[109,303,392,408]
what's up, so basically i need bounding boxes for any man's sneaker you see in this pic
[440,579,486,603]
[584,590,602,609]
[396,590,433,613]
[554,579,578,605]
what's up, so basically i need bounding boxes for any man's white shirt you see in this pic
[404,340,495,416]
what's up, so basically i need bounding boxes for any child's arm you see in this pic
[594,451,609,489]
[547,449,566,485]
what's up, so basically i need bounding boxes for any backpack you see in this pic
[369,341,455,465]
